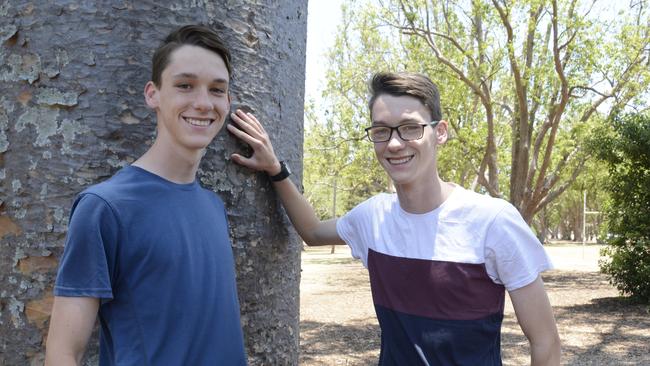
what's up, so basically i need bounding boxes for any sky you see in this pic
[304,0,345,102]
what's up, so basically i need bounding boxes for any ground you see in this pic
[299,243,650,365]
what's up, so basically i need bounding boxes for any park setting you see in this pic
[300,0,650,364]
[1,0,649,365]
[299,243,650,365]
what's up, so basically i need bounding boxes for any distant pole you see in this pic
[583,190,586,259]
[583,190,602,260]
[331,175,337,254]
[583,190,587,247]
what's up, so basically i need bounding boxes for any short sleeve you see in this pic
[54,193,118,300]
[484,203,553,291]
[336,201,370,266]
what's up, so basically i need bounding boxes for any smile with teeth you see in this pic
[184,117,213,127]
[387,156,413,165]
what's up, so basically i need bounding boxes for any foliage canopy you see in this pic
[591,113,650,303]
[304,0,650,226]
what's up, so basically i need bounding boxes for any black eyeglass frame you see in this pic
[364,120,441,143]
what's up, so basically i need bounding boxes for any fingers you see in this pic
[227,124,268,155]
[228,109,273,151]
[228,109,280,173]
[231,152,267,172]
[230,153,250,167]
[226,123,254,142]
[230,109,264,136]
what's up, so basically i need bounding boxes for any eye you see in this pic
[400,124,421,133]
[371,127,390,138]
[210,87,226,94]
[176,83,192,90]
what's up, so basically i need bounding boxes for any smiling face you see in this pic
[144,44,231,155]
[370,94,447,190]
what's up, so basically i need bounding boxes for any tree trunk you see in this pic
[0,2,306,365]
[533,206,548,244]
[573,210,583,243]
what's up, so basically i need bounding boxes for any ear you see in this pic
[435,120,449,145]
[144,81,160,109]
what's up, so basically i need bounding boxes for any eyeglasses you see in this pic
[364,121,440,143]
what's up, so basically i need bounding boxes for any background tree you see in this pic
[533,156,609,243]
[387,0,650,222]
[590,112,650,303]
[305,0,650,226]
[304,5,395,223]
[0,2,306,365]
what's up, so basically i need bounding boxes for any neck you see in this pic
[132,139,203,184]
[395,173,452,214]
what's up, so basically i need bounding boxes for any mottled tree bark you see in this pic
[0,1,306,365]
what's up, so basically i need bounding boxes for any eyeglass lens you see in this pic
[367,124,424,142]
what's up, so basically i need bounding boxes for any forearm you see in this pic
[272,178,318,234]
[45,331,87,366]
[45,296,98,366]
[510,277,561,366]
[272,178,342,246]
[45,352,82,366]
[530,336,561,366]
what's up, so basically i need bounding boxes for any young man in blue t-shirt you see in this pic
[45,25,247,365]
[229,72,561,365]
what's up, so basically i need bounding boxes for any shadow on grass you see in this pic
[513,271,650,365]
[541,270,612,291]
[555,296,650,365]
[300,301,650,366]
[316,274,371,290]
[303,257,360,266]
[543,241,604,247]
[300,319,381,365]
[500,295,649,365]
[301,269,650,365]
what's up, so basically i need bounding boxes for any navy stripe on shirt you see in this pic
[368,249,505,365]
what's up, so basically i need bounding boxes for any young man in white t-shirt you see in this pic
[229,71,561,365]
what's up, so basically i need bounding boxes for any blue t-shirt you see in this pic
[54,165,247,365]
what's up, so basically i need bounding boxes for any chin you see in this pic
[381,166,407,181]
[385,173,407,185]
[182,138,214,151]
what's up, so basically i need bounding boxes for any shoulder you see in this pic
[71,167,153,223]
[339,193,395,228]
[80,166,134,203]
[364,192,396,208]
[446,186,509,223]
[457,186,508,209]
[349,193,396,215]
[67,191,121,237]
[199,186,226,208]
[199,185,223,200]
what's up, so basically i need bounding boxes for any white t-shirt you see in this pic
[336,185,552,291]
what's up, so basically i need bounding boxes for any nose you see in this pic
[193,87,213,112]
[386,130,405,151]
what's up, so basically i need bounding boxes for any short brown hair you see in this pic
[151,25,232,87]
[368,72,442,121]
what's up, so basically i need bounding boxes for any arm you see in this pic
[227,109,343,246]
[45,296,99,366]
[509,275,561,366]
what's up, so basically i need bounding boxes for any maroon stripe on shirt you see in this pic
[368,249,505,321]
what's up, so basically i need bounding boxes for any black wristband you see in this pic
[269,161,291,182]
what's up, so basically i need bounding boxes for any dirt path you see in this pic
[299,244,650,365]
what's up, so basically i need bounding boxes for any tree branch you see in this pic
[531,155,587,217]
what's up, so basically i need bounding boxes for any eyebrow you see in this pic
[172,73,229,84]
[372,118,421,126]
